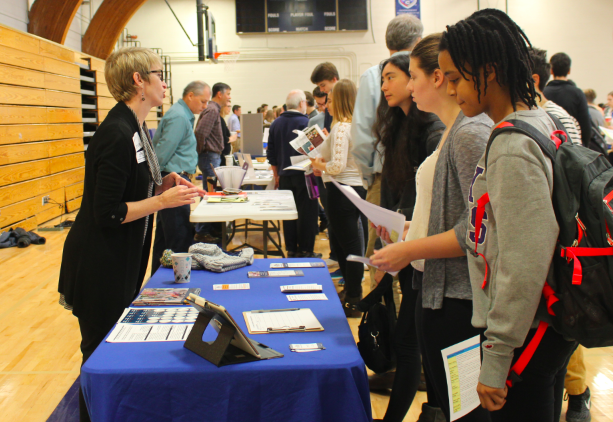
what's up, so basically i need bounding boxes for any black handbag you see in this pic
[356,274,397,374]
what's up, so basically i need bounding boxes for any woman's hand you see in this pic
[322,128,329,137]
[370,242,413,273]
[312,168,322,177]
[157,172,206,196]
[477,382,507,411]
[309,157,327,172]
[158,185,200,209]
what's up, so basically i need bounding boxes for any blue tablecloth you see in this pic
[81,259,372,422]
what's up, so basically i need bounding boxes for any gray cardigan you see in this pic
[419,111,493,309]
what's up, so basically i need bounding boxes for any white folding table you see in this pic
[190,190,297,257]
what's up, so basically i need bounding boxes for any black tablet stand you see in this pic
[183,312,261,367]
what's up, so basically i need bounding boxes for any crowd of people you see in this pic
[56,8,611,422]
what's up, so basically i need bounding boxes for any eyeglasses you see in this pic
[148,70,164,81]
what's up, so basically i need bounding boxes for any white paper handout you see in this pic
[329,177,406,243]
[347,254,398,277]
[441,335,482,421]
[289,124,327,158]
[243,308,323,333]
[284,155,312,171]
[106,323,193,343]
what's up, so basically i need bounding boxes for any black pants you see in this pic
[279,174,319,253]
[382,266,422,422]
[78,317,117,422]
[324,181,366,298]
[317,176,336,261]
[415,274,491,422]
[151,173,194,275]
[488,327,576,422]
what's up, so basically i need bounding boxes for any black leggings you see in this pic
[324,181,366,298]
[382,266,422,422]
[488,327,576,422]
[415,272,491,422]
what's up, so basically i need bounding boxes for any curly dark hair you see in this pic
[439,8,537,110]
[373,54,432,190]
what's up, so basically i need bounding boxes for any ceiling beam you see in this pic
[28,0,84,44]
[82,0,149,60]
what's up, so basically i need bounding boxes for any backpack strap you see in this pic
[506,321,549,387]
[485,119,558,168]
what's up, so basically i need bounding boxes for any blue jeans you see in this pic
[196,151,221,235]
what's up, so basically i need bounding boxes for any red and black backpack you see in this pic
[473,114,613,387]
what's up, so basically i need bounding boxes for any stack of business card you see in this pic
[270,262,325,268]
[290,343,326,352]
[248,270,304,278]
[280,284,322,293]
[286,293,328,302]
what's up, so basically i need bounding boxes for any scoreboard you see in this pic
[236,0,368,34]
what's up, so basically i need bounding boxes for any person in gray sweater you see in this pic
[440,10,577,422]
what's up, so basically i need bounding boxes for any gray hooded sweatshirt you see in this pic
[464,108,560,389]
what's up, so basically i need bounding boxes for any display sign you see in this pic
[396,0,420,18]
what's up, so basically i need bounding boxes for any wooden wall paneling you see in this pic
[0,45,44,71]
[65,182,83,201]
[0,24,40,55]
[0,64,45,89]
[146,110,158,121]
[46,108,81,124]
[45,90,81,108]
[49,152,84,174]
[97,97,116,110]
[47,123,83,140]
[0,185,64,229]
[163,96,171,105]
[0,167,84,208]
[0,142,49,165]
[36,187,66,225]
[98,109,109,123]
[39,40,76,63]
[65,196,82,213]
[0,153,83,188]
[0,139,83,165]
[89,57,106,72]
[0,159,50,187]
[43,57,80,79]
[95,71,106,84]
[146,120,158,129]
[0,124,48,145]
[0,84,46,106]
[162,104,171,114]
[96,83,112,98]
[0,105,47,124]
[47,138,83,157]
[44,74,80,94]
[1,215,37,232]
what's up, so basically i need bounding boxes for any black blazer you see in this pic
[59,102,153,327]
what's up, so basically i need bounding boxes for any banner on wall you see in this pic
[396,0,420,18]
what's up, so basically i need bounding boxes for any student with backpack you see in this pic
[372,33,493,422]
[439,9,581,421]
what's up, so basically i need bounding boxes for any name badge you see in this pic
[136,150,146,164]
[133,132,142,152]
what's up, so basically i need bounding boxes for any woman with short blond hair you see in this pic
[311,79,366,315]
[58,47,203,422]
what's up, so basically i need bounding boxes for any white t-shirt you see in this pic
[405,149,440,272]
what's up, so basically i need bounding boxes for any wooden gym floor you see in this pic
[1,210,612,421]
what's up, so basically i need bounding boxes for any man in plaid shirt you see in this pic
[194,82,231,242]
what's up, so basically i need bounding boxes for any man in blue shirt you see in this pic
[228,104,241,151]
[150,81,211,274]
[268,89,320,258]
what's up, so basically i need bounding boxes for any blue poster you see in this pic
[396,0,420,19]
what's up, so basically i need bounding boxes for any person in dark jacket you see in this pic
[543,52,591,147]
[57,47,203,422]
[370,54,444,422]
[268,89,319,258]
